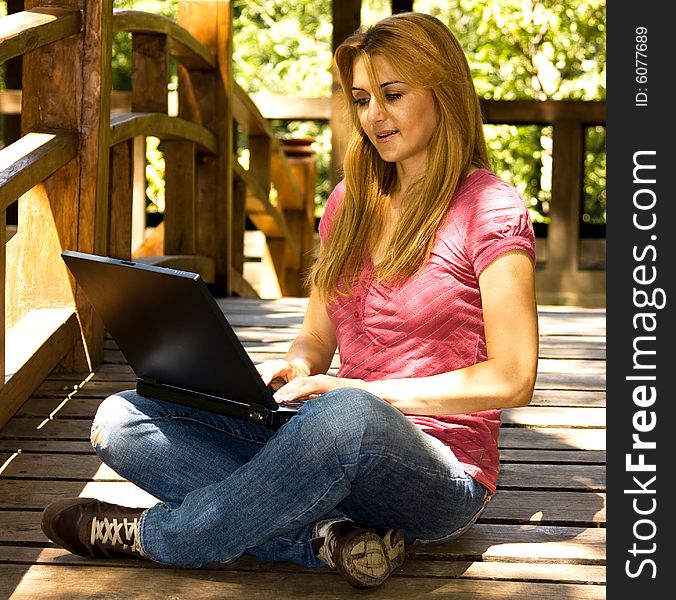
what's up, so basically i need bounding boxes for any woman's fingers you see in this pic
[273,375,337,403]
[256,359,292,386]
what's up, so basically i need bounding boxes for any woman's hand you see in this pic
[272,374,368,404]
[256,359,311,391]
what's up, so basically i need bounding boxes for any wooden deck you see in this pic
[0,298,606,599]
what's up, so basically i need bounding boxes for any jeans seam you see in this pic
[157,412,269,446]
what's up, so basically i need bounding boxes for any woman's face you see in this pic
[351,54,439,180]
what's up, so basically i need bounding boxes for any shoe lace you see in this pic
[90,516,144,556]
[317,525,339,568]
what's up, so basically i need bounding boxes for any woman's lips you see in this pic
[375,129,399,143]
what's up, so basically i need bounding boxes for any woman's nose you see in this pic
[367,98,385,123]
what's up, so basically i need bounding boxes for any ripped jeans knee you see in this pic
[90,392,136,453]
[90,421,109,450]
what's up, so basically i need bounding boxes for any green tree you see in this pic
[109,0,606,225]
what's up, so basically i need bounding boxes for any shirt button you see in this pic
[356,296,361,302]
[354,311,359,318]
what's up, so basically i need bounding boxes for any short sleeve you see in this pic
[463,181,536,276]
[318,180,346,244]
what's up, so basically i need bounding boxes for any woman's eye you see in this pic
[353,97,369,107]
[385,93,402,102]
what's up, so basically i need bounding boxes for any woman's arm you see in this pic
[256,287,338,387]
[273,250,538,415]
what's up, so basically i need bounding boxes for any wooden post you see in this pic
[178,0,233,294]
[15,0,113,370]
[330,0,361,187]
[108,140,134,260]
[281,138,317,296]
[546,119,584,286]
[164,140,196,255]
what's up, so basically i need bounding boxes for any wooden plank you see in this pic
[0,564,606,599]
[499,449,605,464]
[0,440,94,454]
[20,393,133,417]
[535,372,604,391]
[501,406,605,428]
[497,464,605,491]
[0,7,81,64]
[0,453,120,481]
[413,523,605,562]
[0,419,606,451]
[27,378,125,398]
[536,358,604,375]
[0,132,78,213]
[0,549,606,585]
[498,427,605,451]
[0,480,158,510]
[482,491,605,525]
[530,390,605,408]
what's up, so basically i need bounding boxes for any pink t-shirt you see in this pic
[318,168,536,493]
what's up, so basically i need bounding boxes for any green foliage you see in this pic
[411,0,605,225]
[233,0,333,96]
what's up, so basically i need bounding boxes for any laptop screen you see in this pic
[62,251,276,410]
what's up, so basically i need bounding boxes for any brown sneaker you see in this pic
[318,522,406,588]
[41,497,146,559]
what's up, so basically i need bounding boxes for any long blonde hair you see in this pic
[311,12,490,299]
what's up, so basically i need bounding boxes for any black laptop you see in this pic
[62,250,299,429]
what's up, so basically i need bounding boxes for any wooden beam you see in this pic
[331,0,361,187]
[164,140,197,255]
[250,93,330,121]
[109,112,217,153]
[107,140,134,260]
[14,0,113,373]
[0,132,78,212]
[178,0,233,294]
[481,99,606,125]
[332,0,361,51]
[113,9,216,70]
[0,7,81,64]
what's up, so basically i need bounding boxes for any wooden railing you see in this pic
[481,99,606,307]
[0,0,316,430]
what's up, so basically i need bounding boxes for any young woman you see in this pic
[41,12,538,590]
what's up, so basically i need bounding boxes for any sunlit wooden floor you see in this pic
[0,298,606,599]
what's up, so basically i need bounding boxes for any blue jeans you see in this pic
[90,387,490,568]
